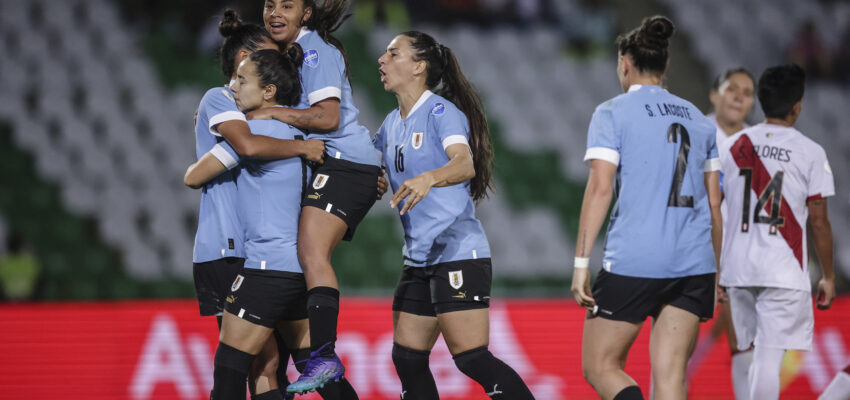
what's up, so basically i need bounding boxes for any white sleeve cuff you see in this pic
[308,87,342,105]
[584,147,620,166]
[704,158,721,172]
[210,144,239,170]
[208,111,246,137]
[442,134,469,150]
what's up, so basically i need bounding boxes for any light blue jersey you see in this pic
[237,119,305,273]
[375,91,490,267]
[296,28,380,167]
[584,85,719,278]
[192,86,244,263]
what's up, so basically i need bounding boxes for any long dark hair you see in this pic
[249,46,304,106]
[302,0,352,78]
[616,15,675,75]
[219,9,274,79]
[403,31,494,202]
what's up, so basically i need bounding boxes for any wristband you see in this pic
[574,257,590,269]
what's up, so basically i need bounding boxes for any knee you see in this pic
[452,346,493,377]
[581,356,615,387]
[297,244,328,269]
[392,343,431,375]
[250,348,279,380]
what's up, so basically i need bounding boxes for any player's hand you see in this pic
[377,168,388,200]
[390,172,435,215]
[571,267,595,310]
[245,107,275,120]
[817,277,835,310]
[717,284,729,304]
[300,139,325,163]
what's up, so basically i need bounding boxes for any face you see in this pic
[377,35,424,93]
[231,59,272,111]
[263,0,312,45]
[711,72,755,125]
[231,37,279,79]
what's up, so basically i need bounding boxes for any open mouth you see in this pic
[378,68,387,82]
[268,21,286,34]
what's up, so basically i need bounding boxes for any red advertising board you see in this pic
[0,297,847,399]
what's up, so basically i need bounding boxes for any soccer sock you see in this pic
[392,343,439,400]
[748,346,785,400]
[731,349,753,400]
[252,390,283,400]
[273,331,291,397]
[211,343,255,400]
[291,348,359,400]
[820,370,850,400]
[452,346,535,400]
[307,286,340,357]
[613,386,644,400]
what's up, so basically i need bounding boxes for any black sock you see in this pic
[392,343,438,400]
[272,331,291,396]
[252,390,283,400]
[307,286,340,357]
[292,348,359,400]
[453,346,535,400]
[212,343,255,400]
[613,386,644,400]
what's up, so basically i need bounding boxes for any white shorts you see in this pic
[727,286,813,351]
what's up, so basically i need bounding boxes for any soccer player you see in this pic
[248,1,383,391]
[718,64,835,400]
[820,364,850,400]
[374,31,535,400]
[186,10,324,399]
[571,16,723,400]
[687,67,756,400]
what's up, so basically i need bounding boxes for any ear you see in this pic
[301,6,313,25]
[709,90,720,106]
[413,60,427,76]
[790,100,802,119]
[264,84,278,102]
[236,49,251,65]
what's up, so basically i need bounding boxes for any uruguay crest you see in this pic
[231,274,244,291]
[449,270,464,289]
[313,174,329,189]
[412,132,424,150]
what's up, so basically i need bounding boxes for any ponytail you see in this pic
[303,0,352,79]
[403,31,495,202]
[616,15,675,76]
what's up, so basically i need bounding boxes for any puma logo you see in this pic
[486,384,503,396]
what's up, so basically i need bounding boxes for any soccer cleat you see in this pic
[286,352,345,393]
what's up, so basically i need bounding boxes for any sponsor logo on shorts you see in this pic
[304,49,319,68]
[449,270,463,289]
[231,274,244,292]
[412,132,424,150]
[313,174,329,189]
[226,295,235,303]
[431,102,445,116]
[307,192,323,200]
[452,291,467,299]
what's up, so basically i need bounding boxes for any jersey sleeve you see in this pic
[807,145,835,201]
[584,105,620,166]
[203,88,245,137]
[433,104,470,150]
[301,45,343,105]
[373,117,387,157]
[209,141,240,170]
[704,125,721,172]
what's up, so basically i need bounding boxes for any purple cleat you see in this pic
[286,351,346,394]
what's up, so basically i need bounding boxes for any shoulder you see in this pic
[428,94,463,118]
[299,31,342,67]
[201,86,236,105]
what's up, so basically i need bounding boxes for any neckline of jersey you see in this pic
[401,90,434,121]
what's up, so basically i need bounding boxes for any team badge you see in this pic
[449,270,463,289]
[231,274,244,292]
[431,102,445,116]
[313,174,329,189]
[304,49,320,69]
[412,132,424,150]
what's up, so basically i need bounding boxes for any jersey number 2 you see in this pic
[739,169,784,235]
[667,123,694,208]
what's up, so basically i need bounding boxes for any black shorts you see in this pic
[592,269,716,323]
[392,258,492,317]
[302,156,381,241]
[193,257,245,317]
[224,268,308,328]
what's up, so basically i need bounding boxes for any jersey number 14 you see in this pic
[739,169,785,234]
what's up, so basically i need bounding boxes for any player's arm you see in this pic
[246,98,341,133]
[389,143,474,215]
[571,159,617,309]
[216,120,325,162]
[808,197,835,309]
[184,150,229,189]
[704,170,723,271]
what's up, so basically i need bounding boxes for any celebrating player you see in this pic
[718,64,835,400]
[571,16,723,400]
[249,1,383,391]
[374,31,536,399]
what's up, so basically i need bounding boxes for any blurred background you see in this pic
[0,0,848,399]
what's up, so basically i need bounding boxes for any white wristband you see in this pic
[574,257,590,269]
